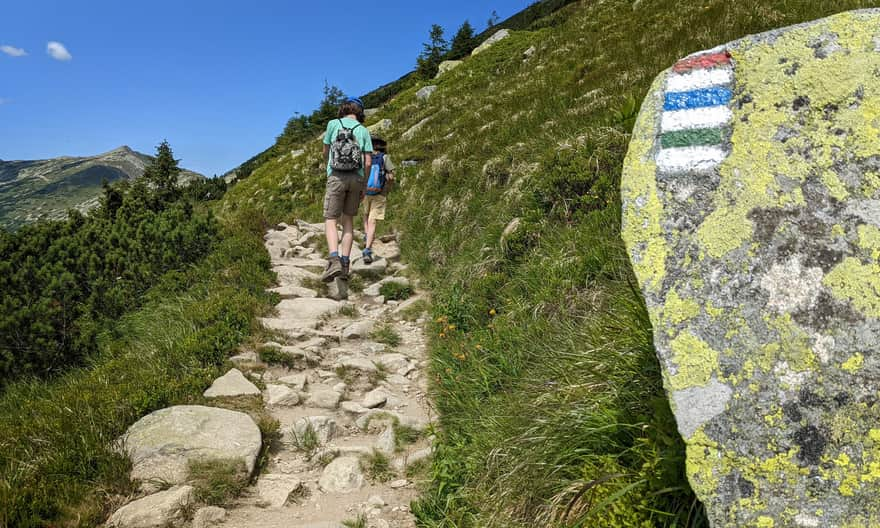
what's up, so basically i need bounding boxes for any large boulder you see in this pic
[621,10,880,527]
[121,405,261,488]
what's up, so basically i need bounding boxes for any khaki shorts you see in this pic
[323,171,363,219]
[362,194,387,222]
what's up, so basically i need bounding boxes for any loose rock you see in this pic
[203,368,260,398]
[106,486,193,528]
[319,457,365,493]
[256,474,302,508]
[264,384,300,406]
[192,506,226,528]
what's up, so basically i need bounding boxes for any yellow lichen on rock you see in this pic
[621,8,880,527]
[621,73,668,294]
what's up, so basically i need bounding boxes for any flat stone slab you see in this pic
[350,258,388,279]
[280,257,327,271]
[268,285,318,299]
[622,10,880,527]
[203,368,260,398]
[264,384,300,406]
[307,388,342,409]
[121,405,261,488]
[276,298,340,320]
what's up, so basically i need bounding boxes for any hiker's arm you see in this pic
[363,152,372,175]
[323,144,329,163]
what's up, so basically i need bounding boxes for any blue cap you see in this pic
[347,97,364,109]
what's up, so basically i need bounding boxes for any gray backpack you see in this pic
[330,119,363,171]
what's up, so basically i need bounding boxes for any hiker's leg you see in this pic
[365,216,377,249]
[339,175,362,257]
[323,174,345,256]
[325,218,339,255]
[340,214,355,256]
[366,195,386,248]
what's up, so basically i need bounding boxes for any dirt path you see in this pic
[221,220,433,528]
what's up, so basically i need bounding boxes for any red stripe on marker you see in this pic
[673,51,732,73]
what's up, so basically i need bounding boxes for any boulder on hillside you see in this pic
[121,405,261,489]
[436,60,463,77]
[368,119,392,134]
[402,117,431,141]
[472,29,510,56]
[621,10,880,527]
[416,85,438,101]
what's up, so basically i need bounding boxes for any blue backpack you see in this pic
[365,152,386,195]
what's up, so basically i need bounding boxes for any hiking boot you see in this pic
[322,256,343,282]
[341,259,350,280]
[362,248,374,264]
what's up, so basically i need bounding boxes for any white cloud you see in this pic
[1,45,27,57]
[46,41,72,61]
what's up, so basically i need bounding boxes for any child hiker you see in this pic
[321,97,373,282]
[361,135,395,264]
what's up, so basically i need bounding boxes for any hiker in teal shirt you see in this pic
[321,97,373,282]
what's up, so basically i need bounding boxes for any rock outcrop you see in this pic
[622,10,880,527]
[472,29,510,56]
[436,60,463,77]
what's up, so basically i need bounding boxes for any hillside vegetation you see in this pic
[220,0,880,526]
[0,146,271,526]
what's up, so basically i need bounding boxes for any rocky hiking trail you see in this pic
[107,220,434,528]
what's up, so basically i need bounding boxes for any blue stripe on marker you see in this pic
[663,87,733,111]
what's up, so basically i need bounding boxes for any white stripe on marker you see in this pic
[660,106,732,133]
[666,68,733,92]
[657,146,727,172]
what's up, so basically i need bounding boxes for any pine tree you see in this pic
[142,140,181,203]
[487,10,500,29]
[416,24,449,78]
[449,20,476,59]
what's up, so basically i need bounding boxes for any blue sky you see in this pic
[0,1,533,175]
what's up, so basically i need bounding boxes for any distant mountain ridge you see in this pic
[0,146,204,229]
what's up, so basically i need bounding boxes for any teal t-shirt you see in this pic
[324,117,373,177]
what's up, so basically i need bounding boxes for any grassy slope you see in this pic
[0,215,276,527]
[225,0,880,526]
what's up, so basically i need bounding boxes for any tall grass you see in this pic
[0,221,275,527]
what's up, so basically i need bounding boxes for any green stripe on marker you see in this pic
[660,127,725,149]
